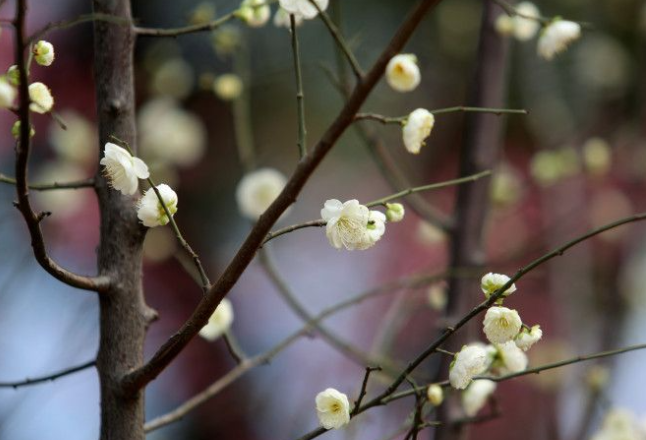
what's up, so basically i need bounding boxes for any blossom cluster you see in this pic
[233,0,328,28]
[495,2,582,60]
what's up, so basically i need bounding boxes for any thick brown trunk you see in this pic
[92,1,153,438]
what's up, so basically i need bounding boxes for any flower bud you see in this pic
[385,203,405,222]
[11,120,35,139]
[427,384,444,406]
[7,65,20,86]
[213,74,243,101]
[33,40,55,66]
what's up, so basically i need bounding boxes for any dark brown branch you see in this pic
[121,0,447,394]
[13,0,110,294]
[0,360,95,388]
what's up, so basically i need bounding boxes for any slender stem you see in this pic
[309,0,363,79]
[0,360,95,388]
[222,331,247,365]
[263,220,326,245]
[133,12,235,37]
[352,366,382,416]
[0,174,95,191]
[29,13,129,43]
[355,107,527,125]
[290,14,307,158]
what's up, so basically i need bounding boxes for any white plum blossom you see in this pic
[100,142,150,196]
[238,0,271,27]
[403,108,435,154]
[137,184,178,228]
[495,341,528,374]
[538,19,582,60]
[385,54,421,92]
[33,40,55,66]
[236,168,288,220]
[515,325,543,351]
[449,344,490,390]
[321,199,386,251]
[513,2,541,41]
[28,82,54,113]
[462,379,497,417]
[279,0,328,20]
[274,7,304,27]
[427,384,444,406]
[481,272,517,299]
[483,306,522,344]
[385,203,405,223]
[315,388,351,430]
[0,78,16,108]
[199,298,234,341]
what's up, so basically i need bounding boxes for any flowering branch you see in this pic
[491,0,592,28]
[354,106,527,125]
[121,0,447,395]
[0,360,95,389]
[0,174,95,191]
[12,0,110,294]
[290,14,308,158]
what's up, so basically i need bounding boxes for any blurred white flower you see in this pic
[315,388,350,430]
[495,341,528,374]
[449,344,490,390]
[582,137,612,177]
[236,168,288,220]
[151,58,194,99]
[417,221,446,245]
[385,54,421,92]
[462,380,496,417]
[238,0,271,27]
[481,272,517,299]
[0,78,16,108]
[427,284,447,311]
[515,325,542,351]
[321,199,385,251]
[199,298,234,341]
[538,19,581,60]
[483,307,522,344]
[137,184,178,228]
[403,108,434,154]
[494,14,515,36]
[28,82,54,113]
[213,73,244,101]
[33,40,55,66]
[513,2,541,41]
[138,98,207,167]
[590,408,645,440]
[274,7,304,27]
[279,0,328,20]
[427,384,444,406]
[489,165,523,208]
[49,110,97,165]
[385,203,405,223]
[100,142,150,196]
[188,2,216,25]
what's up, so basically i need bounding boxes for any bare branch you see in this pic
[134,12,235,37]
[0,174,95,191]
[0,360,95,389]
[29,13,130,43]
[290,14,307,158]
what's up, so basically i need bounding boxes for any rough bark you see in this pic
[92,0,153,438]
[434,1,513,439]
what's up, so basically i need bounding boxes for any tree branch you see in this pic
[0,360,95,389]
[121,0,447,394]
[0,174,95,191]
[29,13,130,43]
[133,12,235,37]
[290,14,307,158]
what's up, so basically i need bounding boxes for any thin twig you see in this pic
[290,14,307,158]
[352,366,382,416]
[354,106,528,125]
[0,174,95,191]
[11,0,110,294]
[262,220,326,245]
[134,12,235,37]
[0,360,96,389]
[222,331,248,365]
[29,13,129,43]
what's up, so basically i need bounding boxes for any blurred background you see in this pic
[1,0,646,439]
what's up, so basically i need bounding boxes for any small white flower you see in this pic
[462,380,496,417]
[213,74,244,101]
[28,82,54,113]
[137,184,178,227]
[385,54,421,92]
[427,384,444,406]
[495,341,528,374]
[199,298,234,341]
[274,7,304,27]
[6,65,20,86]
[403,108,434,154]
[385,203,405,223]
[321,200,385,251]
[515,325,542,351]
[315,388,350,430]
[100,142,150,196]
[483,306,522,344]
[538,19,582,60]
[237,0,271,27]
[513,2,541,41]
[236,168,288,220]
[279,0,328,20]
[494,14,515,37]
[0,78,16,108]
[33,40,55,66]
[480,272,517,299]
[449,344,490,390]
